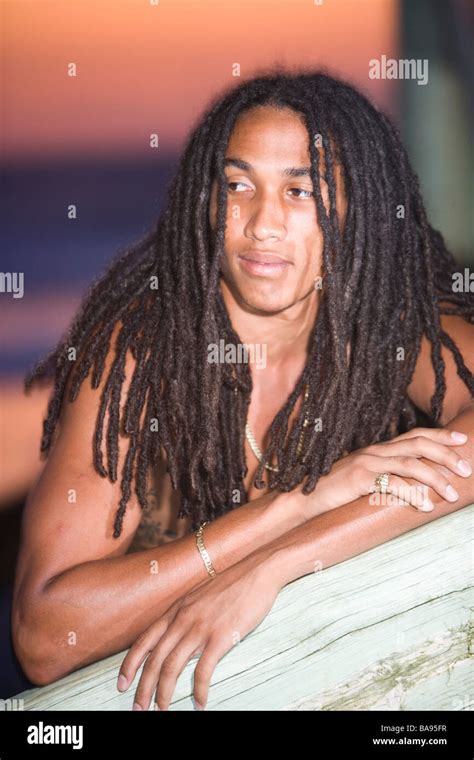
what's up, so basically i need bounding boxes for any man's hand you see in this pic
[300,427,470,519]
[116,550,281,711]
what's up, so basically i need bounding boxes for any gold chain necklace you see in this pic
[245,386,310,473]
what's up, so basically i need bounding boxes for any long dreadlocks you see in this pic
[24,68,474,538]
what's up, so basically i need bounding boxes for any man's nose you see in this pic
[243,194,286,242]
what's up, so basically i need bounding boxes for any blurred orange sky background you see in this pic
[4,0,398,161]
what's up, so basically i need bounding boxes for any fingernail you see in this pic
[419,499,434,512]
[192,696,204,711]
[457,459,472,476]
[446,485,459,502]
[451,431,467,443]
[117,674,128,692]
[132,703,142,711]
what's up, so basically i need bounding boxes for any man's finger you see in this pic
[132,624,188,711]
[192,634,234,710]
[117,618,169,692]
[154,632,205,711]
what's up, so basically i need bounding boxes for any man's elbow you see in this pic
[11,596,66,687]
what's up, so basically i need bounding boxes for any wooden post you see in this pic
[9,505,474,711]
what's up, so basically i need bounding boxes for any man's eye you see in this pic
[226,181,250,192]
[288,188,314,198]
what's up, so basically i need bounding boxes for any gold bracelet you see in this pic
[195,521,217,579]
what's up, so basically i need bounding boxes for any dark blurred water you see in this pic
[2,154,177,287]
[1,154,178,374]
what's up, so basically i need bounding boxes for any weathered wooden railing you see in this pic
[11,505,474,711]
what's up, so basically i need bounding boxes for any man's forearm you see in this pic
[17,487,305,684]
[257,406,474,588]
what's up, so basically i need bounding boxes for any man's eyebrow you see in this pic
[224,157,312,177]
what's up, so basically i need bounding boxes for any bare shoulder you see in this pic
[407,306,474,425]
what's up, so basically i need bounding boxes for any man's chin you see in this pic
[219,272,300,315]
[237,291,295,316]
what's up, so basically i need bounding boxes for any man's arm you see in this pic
[256,304,474,587]
[257,401,474,589]
[14,492,304,687]
[11,324,306,687]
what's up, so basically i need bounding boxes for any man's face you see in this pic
[209,105,344,315]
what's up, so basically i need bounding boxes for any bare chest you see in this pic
[127,387,303,552]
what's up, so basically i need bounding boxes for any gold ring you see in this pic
[373,472,390,494]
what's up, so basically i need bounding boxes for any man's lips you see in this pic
[238,251,292,277]
[239,250,292,265]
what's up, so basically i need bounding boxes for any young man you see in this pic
[12,70,473,711]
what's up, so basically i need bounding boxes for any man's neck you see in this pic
[219,278,319,378]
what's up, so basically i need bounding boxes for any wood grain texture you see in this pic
[10,505,474,711]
